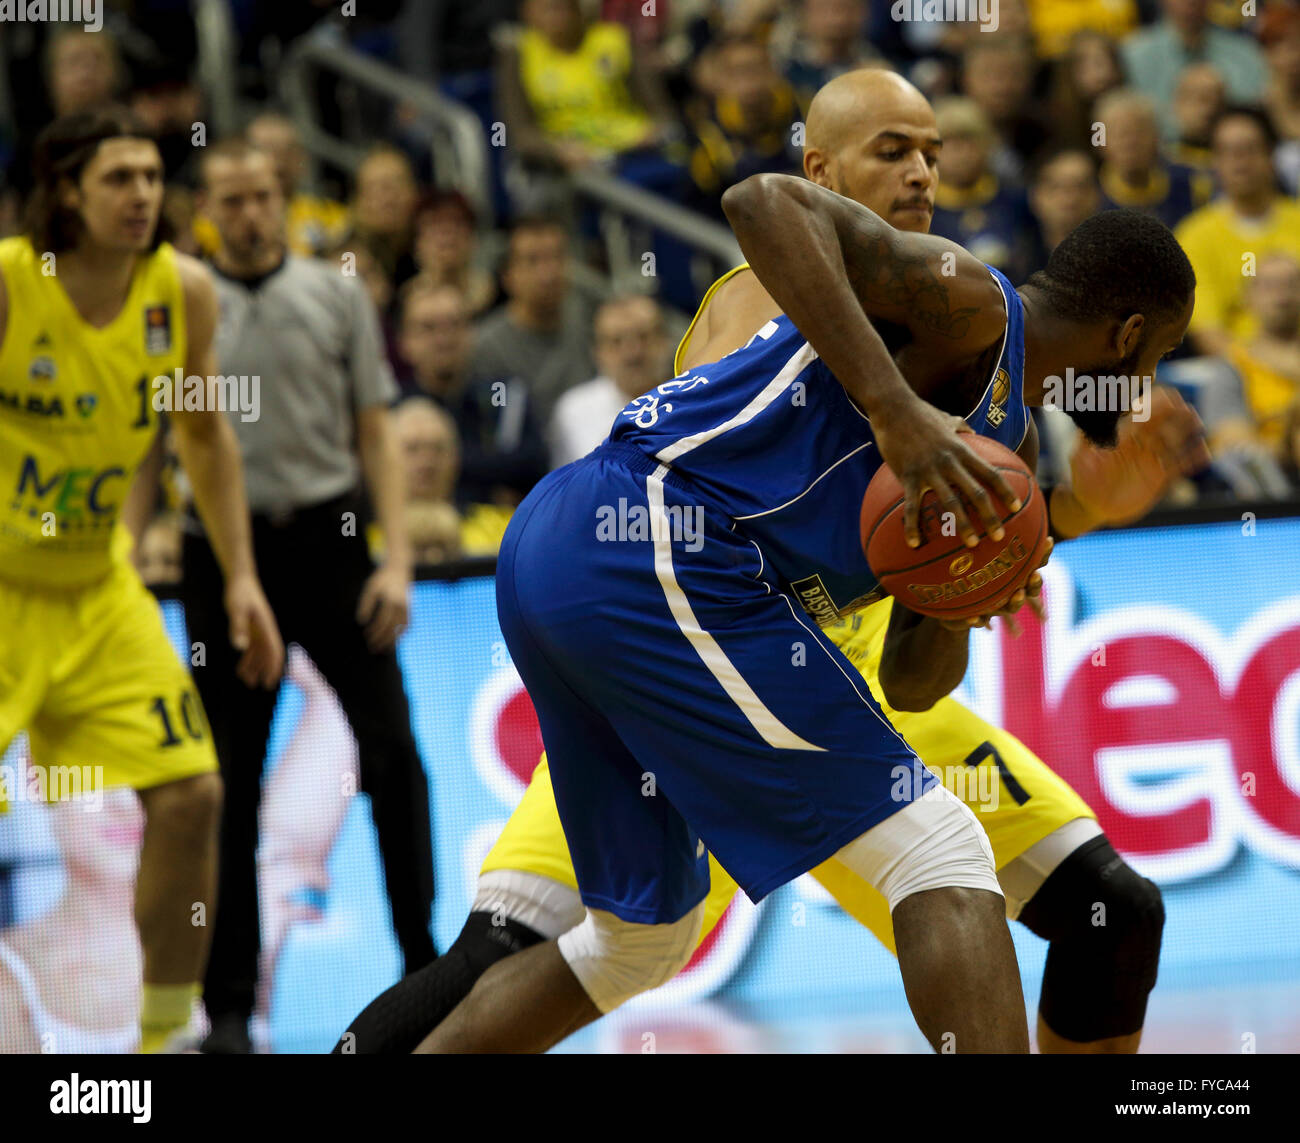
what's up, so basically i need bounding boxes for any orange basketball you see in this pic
[860,435,1048,620]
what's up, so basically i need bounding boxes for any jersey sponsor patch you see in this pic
[11,452,127,524]
[0,388,64,418]
[144,304,173,356]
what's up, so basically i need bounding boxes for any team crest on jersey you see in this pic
[985,367,1010,428]
[75,393,98,419]
[28,356,56,382]
[144,304,173,355]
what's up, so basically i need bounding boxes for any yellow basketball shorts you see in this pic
[483,605,1095,956]
[0,560,217,809]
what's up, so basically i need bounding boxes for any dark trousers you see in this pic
[183,493,437,1022]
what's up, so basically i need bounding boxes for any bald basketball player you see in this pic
[336,69,1207,1056]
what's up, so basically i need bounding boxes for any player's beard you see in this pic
[1061,342,1144,448]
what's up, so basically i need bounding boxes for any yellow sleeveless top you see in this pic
[0,237,187,587]
[1228,344,1300,451]
[517,22,652,154]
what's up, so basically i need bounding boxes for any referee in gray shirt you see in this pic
[184,139,436,1052]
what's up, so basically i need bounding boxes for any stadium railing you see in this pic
[276,40,742,303]
[280,37,495,228]
[195,0,242,138]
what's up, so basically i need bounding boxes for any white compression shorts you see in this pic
[830,781,1002,913]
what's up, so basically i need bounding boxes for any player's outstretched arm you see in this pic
[721,174,1007,379]
[721,174,1019,549]
[878,602,972,712]
[169,254,284,689]
[1051,387,1210,538]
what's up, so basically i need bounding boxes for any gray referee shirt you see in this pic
[211,255,398,516]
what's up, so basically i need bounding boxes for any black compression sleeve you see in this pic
[330,911,545,1054]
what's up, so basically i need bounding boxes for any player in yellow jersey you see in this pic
[0,109,284,1052]
[336,70,1208,1056]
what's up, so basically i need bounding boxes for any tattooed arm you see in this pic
[721,173,1016,547]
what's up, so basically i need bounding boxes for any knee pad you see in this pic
[1018,835,1165,1042]
[557,901,706,1014]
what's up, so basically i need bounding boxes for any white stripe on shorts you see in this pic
[645,465,824,752]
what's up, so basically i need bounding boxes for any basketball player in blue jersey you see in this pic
[335,71,1202,1058]
[337,71,1207,1058]
[414,72,1199,1054]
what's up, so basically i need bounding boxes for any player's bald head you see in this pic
[803,68,941,232]
[805,68,931,158]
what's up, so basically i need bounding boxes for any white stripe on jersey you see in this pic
[654,337,815,466]
[646,464,825,752]
[732,441,875,521]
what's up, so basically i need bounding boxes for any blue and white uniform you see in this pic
[496,266,1029,924]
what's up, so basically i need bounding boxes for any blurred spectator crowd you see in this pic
[3,0,1300,580]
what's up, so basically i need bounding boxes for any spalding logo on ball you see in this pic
[860,435,1048,621]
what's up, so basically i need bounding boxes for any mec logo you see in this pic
[16,454,125,519]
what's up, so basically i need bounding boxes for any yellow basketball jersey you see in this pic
[516,23,652,154]
[0,237,187,588]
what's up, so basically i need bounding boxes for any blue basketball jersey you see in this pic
[608,265,1029,624]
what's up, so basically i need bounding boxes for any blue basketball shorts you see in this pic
[495,441,934,924]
